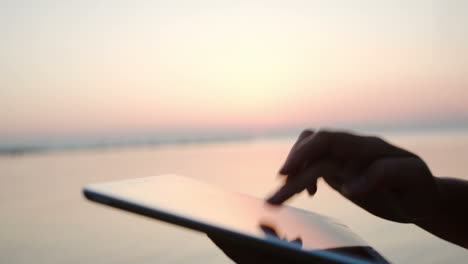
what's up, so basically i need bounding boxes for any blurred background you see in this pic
[1,1,467,263]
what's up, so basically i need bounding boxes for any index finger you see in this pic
[267,159,340,204]
[278,129,315,178]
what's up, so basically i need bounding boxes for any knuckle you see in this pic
[317,128,332,135]
[299,129,314,137]
[366,136,384,144]
[316,130,333,140]
[302,128,314,134]
[326,130,358,143]
[408,156,431,175]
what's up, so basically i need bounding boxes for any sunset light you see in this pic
[1,1,467,146]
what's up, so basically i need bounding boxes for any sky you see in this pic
[1,0,467,146]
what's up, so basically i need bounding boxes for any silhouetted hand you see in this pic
[267,130,441,223]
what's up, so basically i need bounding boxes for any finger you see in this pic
[306,185,317,196]
[291,129,314,151]
[266,183,300,205]
[280,130,411,176]
[279,130,333,175]
[268,159,340,204]
[279,130,314,176]
[284,174,316,195]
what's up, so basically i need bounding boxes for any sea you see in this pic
[1,130,467,263]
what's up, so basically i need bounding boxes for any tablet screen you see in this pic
[84,175,387,263]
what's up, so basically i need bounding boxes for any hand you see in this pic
[267,130,441,223]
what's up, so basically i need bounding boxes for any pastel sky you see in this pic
[1,0,467,145]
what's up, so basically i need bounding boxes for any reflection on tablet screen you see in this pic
[255,218,386,263]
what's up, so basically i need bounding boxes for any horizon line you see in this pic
[1,125,467,156]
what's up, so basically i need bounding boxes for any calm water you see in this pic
[1,131,467,263]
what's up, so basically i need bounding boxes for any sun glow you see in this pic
[1,1,467,143]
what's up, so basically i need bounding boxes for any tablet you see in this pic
[83,175,388,264]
